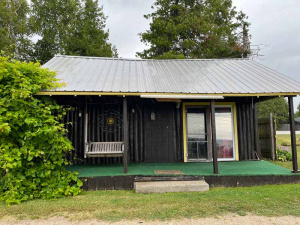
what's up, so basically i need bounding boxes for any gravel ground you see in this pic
[0,215,300,225]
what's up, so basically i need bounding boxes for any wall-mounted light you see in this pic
[78,112,82,117]
[151,111,156,121]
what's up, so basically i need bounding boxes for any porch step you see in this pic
[134,180,209,193]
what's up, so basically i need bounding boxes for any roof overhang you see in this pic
[36,91,300,97]
[140,94,224,99]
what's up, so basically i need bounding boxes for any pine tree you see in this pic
[137,0,250,59]
[64,0,118,57]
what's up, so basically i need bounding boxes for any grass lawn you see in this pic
[270,134,300,170]
[0,184,300,221]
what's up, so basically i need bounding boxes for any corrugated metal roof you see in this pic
[41,55,300,95]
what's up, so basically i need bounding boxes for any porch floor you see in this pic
[66,160,297,178]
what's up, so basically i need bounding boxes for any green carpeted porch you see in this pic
[67,160,297,178]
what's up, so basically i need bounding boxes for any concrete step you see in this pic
[135,180,209,193]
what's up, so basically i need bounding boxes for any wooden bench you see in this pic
[85,142,124,158]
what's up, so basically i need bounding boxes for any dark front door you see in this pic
[186,107,211,161]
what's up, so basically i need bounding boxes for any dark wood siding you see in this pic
[143,102,178,163]
[54,96,184,164]
[236,99,259,160]
[53,96,259,164]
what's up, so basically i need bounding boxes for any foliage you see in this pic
[0,0,117,63]
[0,0,33,61]
[257,97,289,129]
[272,134,300,170]
[64,0,118,57]
[0,56,82,205]
[30,0,117,64]
[280,139,291,146]
[137,0,250,59]
[276,150,292,162]
[295,103,300,118]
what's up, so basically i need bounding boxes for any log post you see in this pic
[288,96,299,173]
[123,97,128,173]
[210,99,219,174]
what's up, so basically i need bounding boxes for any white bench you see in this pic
[84,142,124,158]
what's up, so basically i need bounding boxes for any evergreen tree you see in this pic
[30,0,117,64]
[137,0,250,59]
[0,0,33,61]
[65,0,118,57]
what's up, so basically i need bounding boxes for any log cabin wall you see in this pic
[236,98,259,160]
[52,96,184,164]
[52,96,258,164]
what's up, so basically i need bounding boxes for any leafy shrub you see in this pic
[281,139,291,146]
[276,150,292,162]
[0,56,82,205]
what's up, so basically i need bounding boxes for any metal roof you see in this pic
[41,55,300,95]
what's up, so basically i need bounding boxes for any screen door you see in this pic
[187,108,208,161]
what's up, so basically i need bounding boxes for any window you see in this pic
[215,107,235,159]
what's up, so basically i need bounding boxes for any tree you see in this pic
[257,98,289,127]
[30,0,80,64]
[64,0,118,57]
[0,0,33,61]
[294,103,300,118]
[30,0,117,64]
[137,0,250,59]
[0,56,82,205]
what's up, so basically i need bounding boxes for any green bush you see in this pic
[0,56,82,205]
[276,150,292,162]
[281,139,291,146]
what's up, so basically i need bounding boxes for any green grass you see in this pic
[271,134,300,170]
[1,184,300,221]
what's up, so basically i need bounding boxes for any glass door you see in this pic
[187,108,208,161]
[215,107,235,160]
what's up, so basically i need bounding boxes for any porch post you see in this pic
[210,99,219,174]
[123,97,128,173]
[288,96,299,173]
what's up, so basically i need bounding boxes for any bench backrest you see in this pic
[88,142,124,154]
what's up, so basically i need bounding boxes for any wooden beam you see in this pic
[123,97,128,173]
[210,99,219,174]
[253,102,260,158]
[288,96,299,173]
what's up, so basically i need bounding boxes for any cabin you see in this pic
[39,55,300,181]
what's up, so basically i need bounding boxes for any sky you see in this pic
[100,0,300,108]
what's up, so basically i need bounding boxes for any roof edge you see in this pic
[36,91,300,97]
[53,54,251,61]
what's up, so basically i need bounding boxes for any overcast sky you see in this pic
[100,0,300,108]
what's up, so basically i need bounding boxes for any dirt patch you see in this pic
[154,170,184,175]
[0,215,300,225]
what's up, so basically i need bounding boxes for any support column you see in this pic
[123,97,128,173]
[210,100,219,174]
[288,96,299,173]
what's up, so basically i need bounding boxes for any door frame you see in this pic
[183,102,239,162]
[185,105,212,162]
